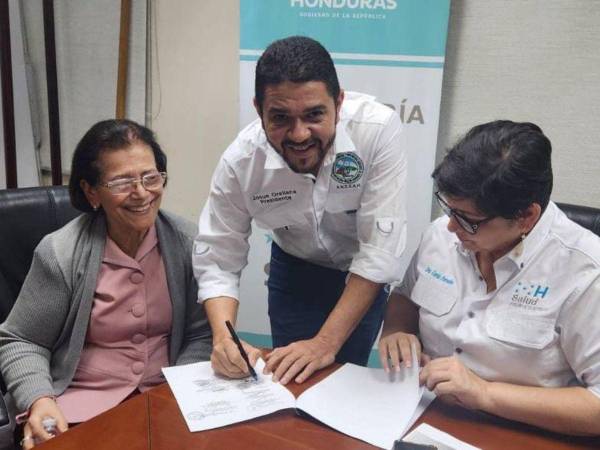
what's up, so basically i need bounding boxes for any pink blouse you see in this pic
[56,225,173,423]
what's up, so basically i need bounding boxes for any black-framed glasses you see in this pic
[100,171,167,195]
[435,191,495,235]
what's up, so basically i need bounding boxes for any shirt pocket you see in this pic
[322,209,358,239]
[325,190,361,213]
[254,210,307,231]
[411,277,457,316]
[486,310,555,350]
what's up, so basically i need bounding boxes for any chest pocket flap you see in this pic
[411,277,457,316]
[254,210,307,231]
[486,310,555,350]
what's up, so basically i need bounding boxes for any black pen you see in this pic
[225,320,258,381]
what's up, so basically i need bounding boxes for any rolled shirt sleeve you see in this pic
[193,157,252,302]
[349,113,408,284]
[392,246,420,298]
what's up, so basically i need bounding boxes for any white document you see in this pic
[163,352,426,449]
[404,388,437,437]
[162,359,295,432]
[297,350,423,450]
[403,423,481,450]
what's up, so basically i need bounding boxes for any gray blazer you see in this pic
[0,210,212,413]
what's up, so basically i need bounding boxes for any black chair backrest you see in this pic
[0,186,80,323]
[556,202,600,238]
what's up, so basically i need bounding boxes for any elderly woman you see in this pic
[0,119,211,448]
[379,120,600,435]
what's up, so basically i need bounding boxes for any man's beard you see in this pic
[269,133,336,175]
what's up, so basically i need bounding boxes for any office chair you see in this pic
[556,202,600,237]
[0,186,79,449]
[0,186,79,322]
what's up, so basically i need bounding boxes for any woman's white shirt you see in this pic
[396,202,600,398]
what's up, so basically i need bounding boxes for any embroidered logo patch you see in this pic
[331,152,364,185]
[509,281,550,310]
[513,281,550,299]
[424,266,454,285]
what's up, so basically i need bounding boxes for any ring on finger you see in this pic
[20,435,34,446]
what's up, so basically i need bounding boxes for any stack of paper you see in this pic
[163,353,429,449]
[296,361,423,449]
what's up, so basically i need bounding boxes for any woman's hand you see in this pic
[21,397,68,449]
[419,356,490,410]
[378,331,428,372]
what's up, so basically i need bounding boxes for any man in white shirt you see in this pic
[193,36,407,384]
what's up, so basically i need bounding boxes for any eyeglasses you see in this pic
[435,191,495,235]
[100,171,167,195]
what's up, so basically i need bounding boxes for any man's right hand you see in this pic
[203,296,261,378]
[211,336,261,378]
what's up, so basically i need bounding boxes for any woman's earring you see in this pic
[93,204,99,211]
[521,233,527,241]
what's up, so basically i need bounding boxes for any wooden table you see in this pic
[37,365,600,450]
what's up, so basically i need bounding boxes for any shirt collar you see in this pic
[451,202,557,269]
[452,234,469,257]
[323,121,356,167]
[103,223,158,268]
[264,143,287,170]
[135,224,159,261]
[507,201,556,268]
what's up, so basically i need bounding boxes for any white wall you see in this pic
[437,0,600,209]
[153,0,600,220]
[150,0,239,222]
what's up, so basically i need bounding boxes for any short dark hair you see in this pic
[255,36,340,112]
[69,119,167,212]
[433,120,553,219]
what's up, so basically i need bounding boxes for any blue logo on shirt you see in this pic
[511,281,550,307]
[513,281,550,298]
[331,152,364,185]
[424,266,454,285]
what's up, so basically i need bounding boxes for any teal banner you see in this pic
[240,0,450,58]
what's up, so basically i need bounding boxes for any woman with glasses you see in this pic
[379,120,600,435]
[0,119,211,448]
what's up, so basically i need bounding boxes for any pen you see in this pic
[225,320,258,381]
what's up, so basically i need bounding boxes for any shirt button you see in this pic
[455,347,463,354]
[468,311,475,318]
[130,272,144,284]
[131,303,145,317]
[132,361,145,375]
[131,333,146,344]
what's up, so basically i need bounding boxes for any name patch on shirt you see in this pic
[424,266,454,285]
[331,152,364,189]
[509,281,550,310]
[252,189,297,205]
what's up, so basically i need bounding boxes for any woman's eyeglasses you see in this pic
[101,171,167,195]
[435,191,495,234]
